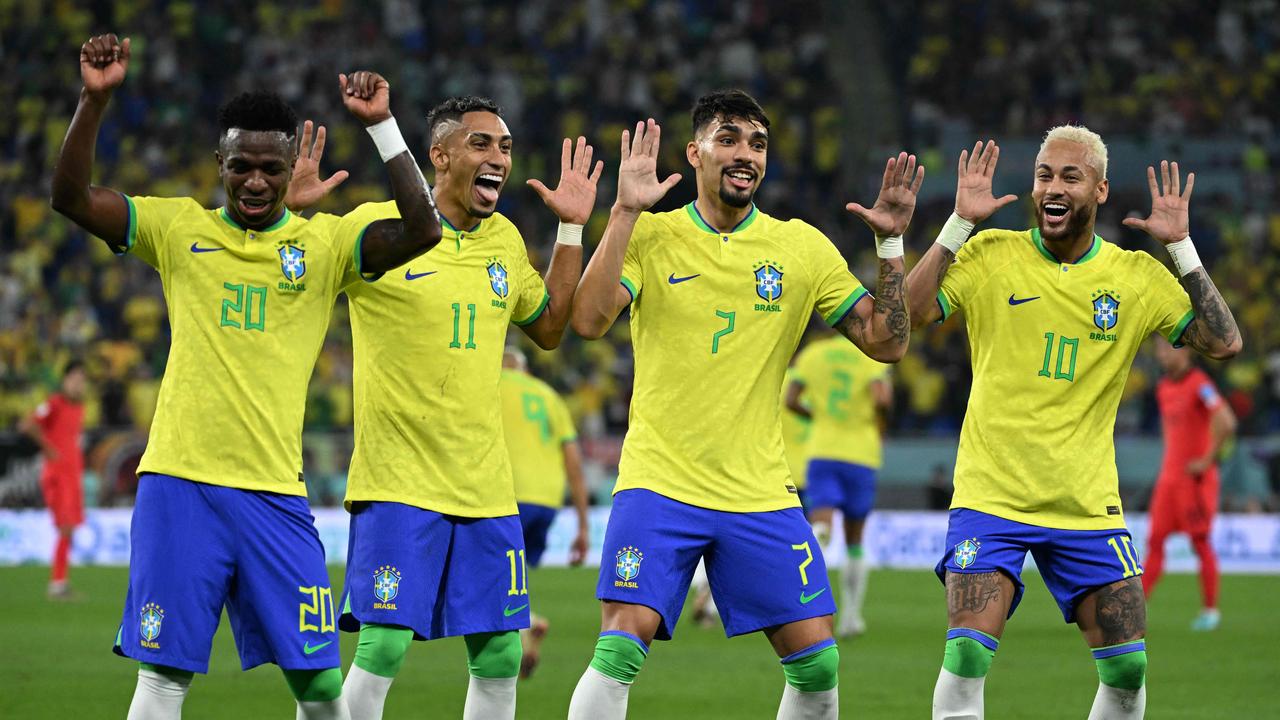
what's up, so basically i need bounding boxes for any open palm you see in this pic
[285,120,349,211]
[1122,161,1193,245]
[616,119,681,212]
[955,140,1017,224]
[528,136,605,224]
[846,152,924,237]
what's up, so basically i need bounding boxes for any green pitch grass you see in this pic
[1,566,1274,718]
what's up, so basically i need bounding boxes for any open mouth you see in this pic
[474,173,504,205]
[238,196,273,217]
[1042,201,1070,226]
[723,167,756,191]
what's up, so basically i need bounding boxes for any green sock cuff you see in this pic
[1096,651,1147,690]
[588,632,648,684]
[781,645,840,693]
[465,631,522,679]
[942,637,996,679]
[139,662,194,681]
[353,624,415,678]
[847,545,864,559]
[283,667,343,702]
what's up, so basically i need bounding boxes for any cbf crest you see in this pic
[139,602,164,648]
[486,257,509,299]
[614,546,644,588]
[1091,289,1120,332]
[953,538,981,570]
[753,260,784,303]
[279,244,306,282]
[373,565,401,605]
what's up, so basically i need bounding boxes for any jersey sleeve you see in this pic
[938,232,991,321]
[804,226,867,326]
[511,234,550,327]
[121,195,196,269]
[1141,255,1194,345]
[328,201,398,293]
[619,212,653,304]
[550,391,578,444]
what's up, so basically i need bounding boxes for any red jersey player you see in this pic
[19,361,87,599]
[1143,339,1236,631]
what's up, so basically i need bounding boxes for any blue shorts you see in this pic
[596,489,835,640]
[518,502,559,568]
[113,474,339,673]
[934,508,1144,623]
[339,502,530,640]
[805,459,877,520]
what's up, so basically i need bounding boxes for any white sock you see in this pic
[776,684,838,719]
[932,667,985,720]
[296,697,352,720]
[342,665,394,720]
[127,668,192,720]
[462,675,516,720]
[568,666,631,720]
[1087,684,1146,720]
[841,555,868,628]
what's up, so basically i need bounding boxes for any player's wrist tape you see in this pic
[556,222,584,246]
[1166,236,1202,276]
[875,235,904,259]
[365,116,409,162]
[936,212,975,254]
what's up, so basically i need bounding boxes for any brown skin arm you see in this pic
[50,34,133,249]
[833,255,909,362]
[563,440,589,566]
[1187,401,1237,476]
[519,243,582,350]
[906,243,954,328]
[785,379,812,420]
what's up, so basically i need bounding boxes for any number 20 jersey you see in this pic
[617,203,867,513]
[939,228,1193,530]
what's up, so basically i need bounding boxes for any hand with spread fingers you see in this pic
[339,71,392,127]
[845,152,925,238]
[615,119,683,213]
[285,120,350,211]
[528,136,606,225]
[954,139,1018,225]
[1122,160,1194,245]
[80,33,131,98]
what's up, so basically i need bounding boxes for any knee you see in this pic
[283,667,343,702]
[354,624,415,678]
[781,641,839,692]
[465,631,522,679]
[1094,643,1147,690]
[942,628,999,678]
[588,631,649,684]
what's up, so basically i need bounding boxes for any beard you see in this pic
[718,182,754,208]
[1037,203,1094,241]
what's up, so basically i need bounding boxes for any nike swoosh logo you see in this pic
[799,587,828,604]
[405,269,438,281]
[668,273,700,284]
[1008,294,1041,306]
[503,604,529,617]
[189,242,225,253]
[302,640,332,655]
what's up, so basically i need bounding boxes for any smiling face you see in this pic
[430,110,512,221]
[1032,139,1108,243]
[216,129,296,229]
[687,115,768,209]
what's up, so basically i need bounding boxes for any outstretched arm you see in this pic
[1123,161,1242,360]
[906,140,1018,328]
[571,119,681,339]
[50,34,133,248]
[519,137,605,349]
[339,71,441,274]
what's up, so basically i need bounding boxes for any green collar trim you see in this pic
[219,207,290,233]
[1031,227,1101,265]
[685,202,758,235]
[439,212,481,235]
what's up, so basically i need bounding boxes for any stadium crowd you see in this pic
[2,1,1278,506]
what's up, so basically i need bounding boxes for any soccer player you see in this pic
[1142,338,1236,631]
[51,34,440,720]
[568,91,918,719]
[498,346,589,677]
[19,361,88,600]
[787,329,892,637]
[289,96,600,720]
[905,130,1242,719]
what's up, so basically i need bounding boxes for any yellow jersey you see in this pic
[342,203,548,517]
[617,203,867,512]
[792,335,889,469]
[780,368,812,490]
[119,196,370,494]
[500,369,578,508]
[939,228,1194,529]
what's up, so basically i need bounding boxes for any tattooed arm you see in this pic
[906,244,955,327]
[1177,268,1242,359]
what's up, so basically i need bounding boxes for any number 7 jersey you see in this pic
[939,228,1193,530]
[617,203,868,513]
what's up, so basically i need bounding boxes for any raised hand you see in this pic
[527,136,605,224]
[846,152,925,238]
[954,140,1018,225]
[1122,160,1194,245]
[339,71,392,127]
[285,120,350,211]
[615,119,682,213]
[80,34,131,98]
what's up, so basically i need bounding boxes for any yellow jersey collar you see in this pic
[685,202,758,235]
[1031,227,1101,265]
[218,207,291,233]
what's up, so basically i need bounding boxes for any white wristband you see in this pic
[556,222,584,247]
[365,116,409,163]
[936,212,975,254]
[1166,236,1202,276]
[876,235,904,259]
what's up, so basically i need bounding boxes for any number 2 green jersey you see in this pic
[939,228,1193,530]
[617,203,867,512]
[791,335,889,469]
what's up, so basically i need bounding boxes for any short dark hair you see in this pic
[691,90,769,135]
[62,360,84,378]
[218,91,299,138]
[427,96,501,144]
